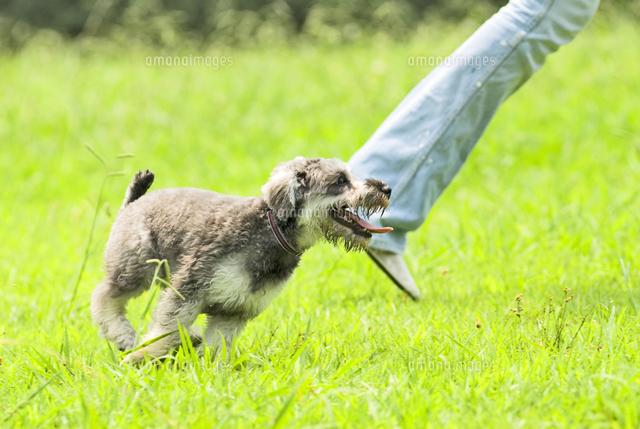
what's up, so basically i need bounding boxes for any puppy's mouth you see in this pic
[329,206,394,238]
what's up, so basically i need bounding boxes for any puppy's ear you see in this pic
[262,158,308,218]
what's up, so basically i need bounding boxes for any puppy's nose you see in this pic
[365,178,392,197]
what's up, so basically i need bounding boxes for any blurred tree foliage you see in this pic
[0,0,638,48]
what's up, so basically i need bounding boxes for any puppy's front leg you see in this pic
[204,315,246,356]
[124,288,202,364]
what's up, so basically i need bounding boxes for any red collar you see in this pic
[267,209,301,257]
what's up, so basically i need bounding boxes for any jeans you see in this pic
[349,0,599,254]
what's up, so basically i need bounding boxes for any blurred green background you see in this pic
[1,0,639,48]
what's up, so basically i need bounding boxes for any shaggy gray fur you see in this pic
[90,157,391,364]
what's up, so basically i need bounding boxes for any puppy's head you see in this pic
[262,157,392,251]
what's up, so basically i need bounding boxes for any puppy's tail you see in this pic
[122,169,154,208]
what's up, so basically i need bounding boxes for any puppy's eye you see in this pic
[336,174,349,186]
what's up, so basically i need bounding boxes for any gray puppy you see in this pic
[91,157,393,364]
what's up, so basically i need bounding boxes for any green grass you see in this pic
[1,15,640,428]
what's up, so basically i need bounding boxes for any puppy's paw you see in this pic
[115,335,137,352]
[122,350,146,366]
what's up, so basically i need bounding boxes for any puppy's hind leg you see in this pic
[123,288,202,364]
[91,280,137,351]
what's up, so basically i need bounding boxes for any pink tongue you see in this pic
[347,211,394,234]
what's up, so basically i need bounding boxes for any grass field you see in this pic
[1,14,639,428]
